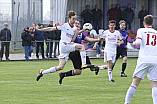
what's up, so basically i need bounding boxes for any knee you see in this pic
[123,57,127,62]
[57,66,64,71]
[74,70,82,75]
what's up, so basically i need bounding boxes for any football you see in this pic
[83,23,93,33]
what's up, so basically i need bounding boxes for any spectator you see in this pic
[81,5,93,24]
[34,23,45,59]
[138,6,149,28]
[31,23,37,53]
[45,21,55,58]
[92,4,102,34]
[29,27,35,49]
[88,33,101,58]
[107,4,118,21]
[0,23,11,61]
[21,27,34,61]
[123,4,134,30]
[115,3,122,29]
[53,22,61,58]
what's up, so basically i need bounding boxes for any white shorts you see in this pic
[59,42,76,62]
[133,62,157,81]
[104,52,116,63]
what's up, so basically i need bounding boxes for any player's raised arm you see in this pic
[36,27,57,31]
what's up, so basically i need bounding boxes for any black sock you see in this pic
[112,64,115,70]
[63,70,74,77]
[122,63,127,73]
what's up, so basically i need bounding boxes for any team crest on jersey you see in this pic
[67,29,69,30]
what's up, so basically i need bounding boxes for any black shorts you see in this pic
[116,47,127,59]
[69,51,91,70]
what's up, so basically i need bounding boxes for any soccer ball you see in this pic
[83,23,93,33]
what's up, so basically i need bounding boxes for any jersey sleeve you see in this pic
[100,31,107,38]
[133,29,142,45]
[56,23,65,31]
[82,33,87,40]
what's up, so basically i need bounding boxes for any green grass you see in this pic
[0,58,153,104]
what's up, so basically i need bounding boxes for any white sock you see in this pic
[99,65,107,69]
[108,69,112,81]
[152,87,157,104]
[80,50,86,65]
[42,67,57,74]
[125,85,136,104]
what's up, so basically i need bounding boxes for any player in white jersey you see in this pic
[35,11,93,81]
[125,15,157,104]
[99,20,124,82]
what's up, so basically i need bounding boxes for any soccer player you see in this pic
[112,20,129,77]
[124,15,157,104]
[59,19,105,84]
[36,11,92,81]
[99,20,124,82]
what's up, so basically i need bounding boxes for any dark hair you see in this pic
[109,20,116,25]
[68,10,76,18]
[144,15,153,26]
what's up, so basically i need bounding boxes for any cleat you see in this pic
[109,79,115,82]
[59,72,65,84]
[36,69,44,81]
[121,73,127,77]
[81,64,94,69]
[95,67,99,75]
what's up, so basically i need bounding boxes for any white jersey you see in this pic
[101,29,123,54]
[56,22,77,44]
[134,27,157,63]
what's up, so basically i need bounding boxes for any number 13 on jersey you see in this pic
[146,34,157,46]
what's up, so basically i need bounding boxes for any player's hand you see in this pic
[116,43,120,46]
[99,37,104,41]
[93,46,96,49]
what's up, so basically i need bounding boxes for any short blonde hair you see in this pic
[119,20,126,24]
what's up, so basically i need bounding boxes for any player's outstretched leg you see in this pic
[36,58,66,81]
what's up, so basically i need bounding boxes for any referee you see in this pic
[112,20,129,77]
[59,19,102,84]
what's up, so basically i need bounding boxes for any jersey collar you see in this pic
[68,22,74,28]
[109,29,115,33]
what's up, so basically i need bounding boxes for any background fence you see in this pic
[0,0,43,50]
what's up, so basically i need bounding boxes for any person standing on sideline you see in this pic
[81,5,93,24]
[138,6,149,28]
[107,4,118,21]
[53,22,61,58]
[34,23,45,59]
[123,4,134,30]
[112,20,129,77]
[21,27,34,61]
[45,21,55,58]
[0,23,11,61]
[92,4,102,33]
[115,3,122,29]
[36,11,94,81]
[124,15,157,104]
[98,20,124,82]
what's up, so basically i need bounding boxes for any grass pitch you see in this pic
[0,58,153,104]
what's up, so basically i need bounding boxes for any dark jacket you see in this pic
[138,10,149,22]
[81,9,93,23]
[115,7,122,21]
[107,8,118,20]
[34,29,45,41]
[21,29,33,46]
[54,30,61,40]
[92,9,102,22]
[123,8,134,22]
[0,28,11,41]
[45,24,56,40]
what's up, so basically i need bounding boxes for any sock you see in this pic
[99,65,107,69]
[42,67,57,74]
[63,70,74,77]
[80,50,86,65]
[108,68,112,81]
[152,87,157,104]
[112,64,115,70]
[122,63,127,73]
[125,85,136,104]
